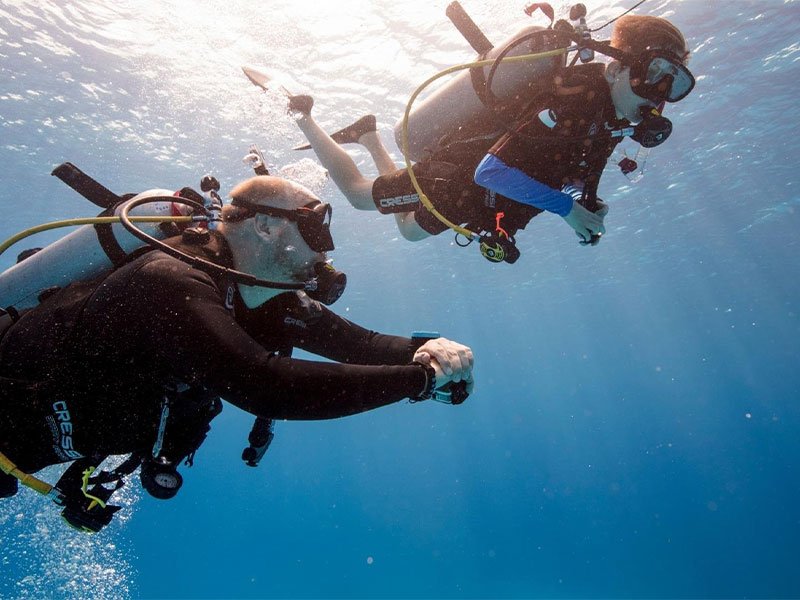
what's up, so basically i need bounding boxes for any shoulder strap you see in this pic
[0,308,16,342]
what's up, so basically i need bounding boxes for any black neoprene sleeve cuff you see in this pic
[412,362,436,400]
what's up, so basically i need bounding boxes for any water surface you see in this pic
[1,0,799,598]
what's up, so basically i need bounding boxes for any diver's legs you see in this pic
[307,113,398,175]
[394,211,430,241]
[349,126,429,239]
[291,97,430,241]
[294,113,376,211]
[357,131,399,176]
[357,135,428,240]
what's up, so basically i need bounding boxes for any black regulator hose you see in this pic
[117,196,307,291]
[483,28,575,115]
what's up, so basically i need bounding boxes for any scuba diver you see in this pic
[263,6,694,263]
[0,170,474,533]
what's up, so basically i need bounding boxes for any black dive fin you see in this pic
[51,162,123,209]
[293,114,377,151]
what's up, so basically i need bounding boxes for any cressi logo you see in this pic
[51,400,82,461]
[284,316,308,329]
[380,194,419,208]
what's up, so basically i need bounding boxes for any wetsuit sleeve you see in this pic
[281,297,423,365]
[296,310,422,365]
[239,292,425,365]
[132,258,429,421]
[474,154,574,216]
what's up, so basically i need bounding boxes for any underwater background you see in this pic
[1,0,798,598]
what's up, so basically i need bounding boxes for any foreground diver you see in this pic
[0,174,474,532]
[280,12,694,262]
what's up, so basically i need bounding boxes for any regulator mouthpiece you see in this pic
[306,261,347,305]
[632,106,673,148]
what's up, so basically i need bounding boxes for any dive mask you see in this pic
[627,49,695,104]
[232,199,335,253]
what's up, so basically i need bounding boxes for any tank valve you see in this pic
[200,175,224,229]
[570,4,594,63]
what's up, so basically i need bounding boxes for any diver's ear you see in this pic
[253,214,287,242]
[605,60,624,82]
[253,214,271,240]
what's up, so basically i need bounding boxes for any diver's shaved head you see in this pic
[229,176,319,210]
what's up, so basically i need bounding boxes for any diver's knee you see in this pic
[401,229,430,242]
[340,181,377,210]
[396,215,430,241]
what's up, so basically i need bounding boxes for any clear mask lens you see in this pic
[641,55,694,102]
[242,201,334,253]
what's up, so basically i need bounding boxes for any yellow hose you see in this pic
[0,213,195,500]
[0,450,58,498]
[399,47,569,239]
[0,215,194,260]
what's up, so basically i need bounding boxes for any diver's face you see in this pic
[253,215,325,281]
[608,63,655,123]
[235,215,326,309]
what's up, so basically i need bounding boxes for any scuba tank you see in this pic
[0,167,192,312]
[394,2,568,162]
[0,157,348,313]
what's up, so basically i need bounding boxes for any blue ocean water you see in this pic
[1,0,799,598]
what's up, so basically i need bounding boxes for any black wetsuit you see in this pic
[0,234,430,474]
[371,63,625,237]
